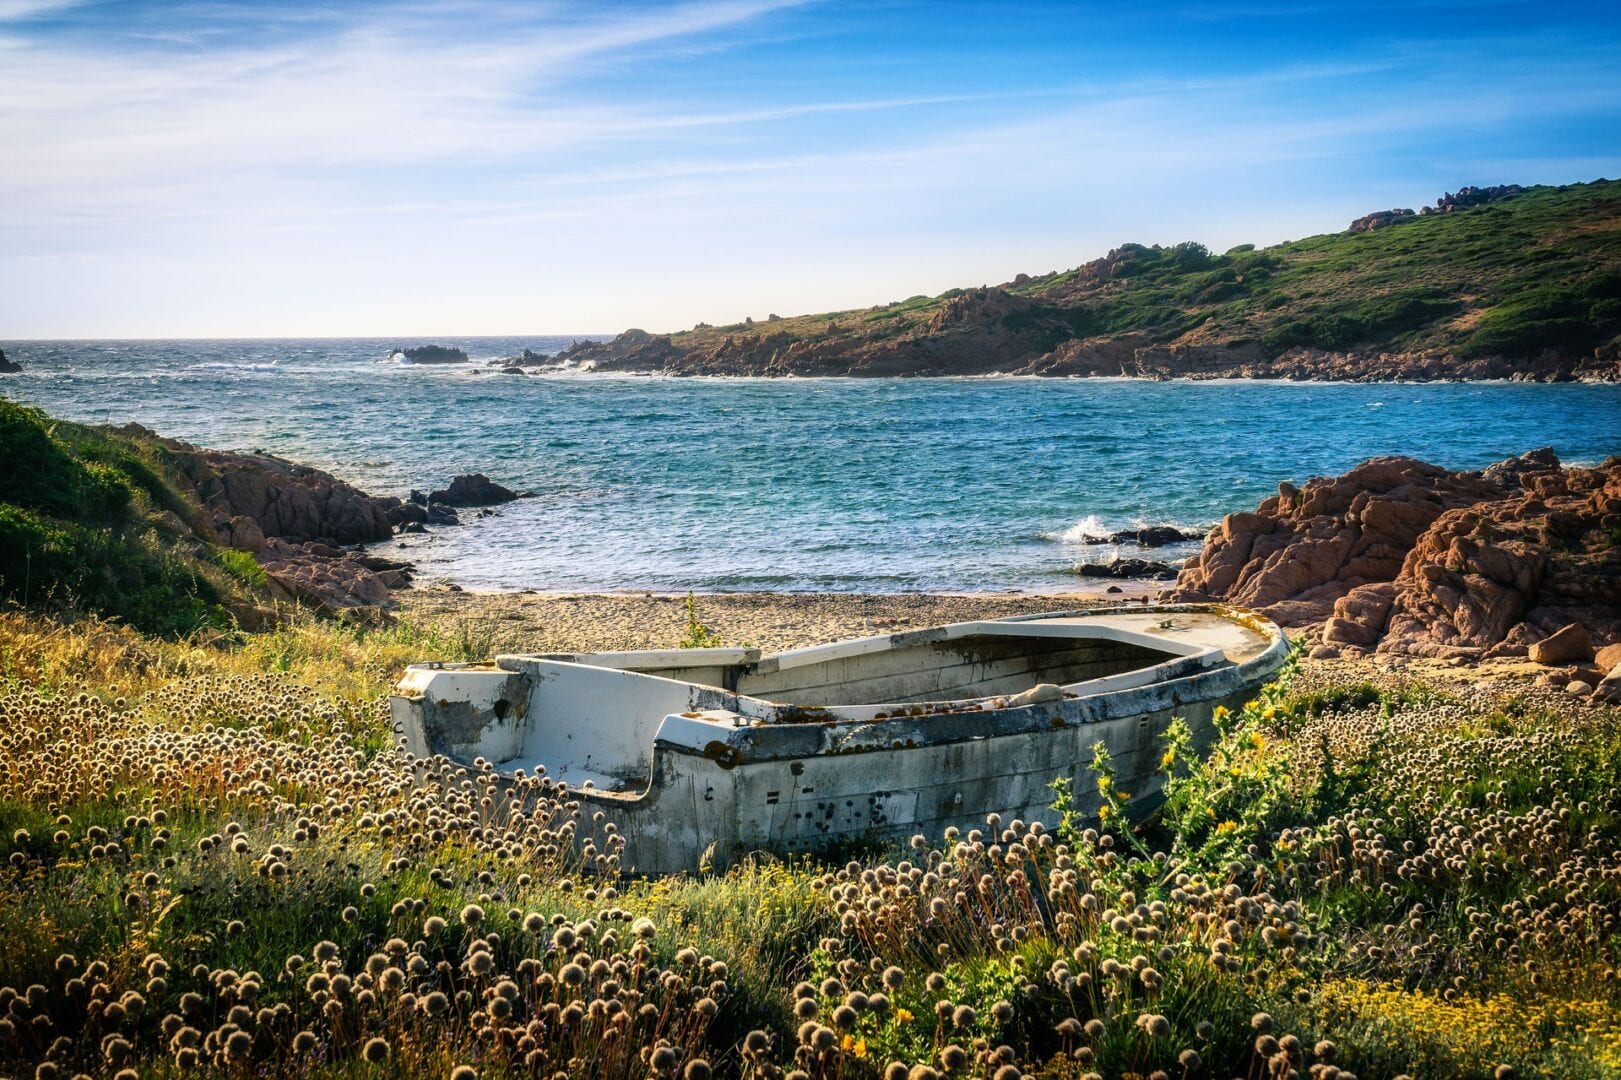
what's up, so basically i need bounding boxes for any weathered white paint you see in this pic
[390,605,1288,873]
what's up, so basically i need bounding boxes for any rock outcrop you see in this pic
[118,425,423,617]
[428,473,520,507]
[1168,450,1621,657]
[0,348,19,374]
[1347,186,1526,232]
[1347,208,1417,233]
[257,538,412,619]
[1421,184,1525,216]
[138,429,402,546]
[393,345,469,364]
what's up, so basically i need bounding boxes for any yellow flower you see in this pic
[1216,820,1238,834]
[895,1008,914,1024]
[1160,749,1176,768]
[1249,731,1267,751]
[1097,803,1112,821]
[1213,705,1230,721]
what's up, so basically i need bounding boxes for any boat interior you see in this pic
[455,611,1265,792]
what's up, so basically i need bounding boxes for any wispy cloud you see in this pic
[0,0,81,20]
[1,0,1618,336]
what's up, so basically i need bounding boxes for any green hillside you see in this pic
[0,400,254,635]
[584,180,1621,375]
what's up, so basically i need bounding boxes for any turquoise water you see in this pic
[3,337,1619,592]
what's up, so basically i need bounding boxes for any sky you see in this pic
[2,1,1620,338]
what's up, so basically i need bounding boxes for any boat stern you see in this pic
[391,663,533,765]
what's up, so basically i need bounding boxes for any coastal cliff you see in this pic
[558,180,1621,381]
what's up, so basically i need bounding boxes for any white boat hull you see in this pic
[390,605,1288,874]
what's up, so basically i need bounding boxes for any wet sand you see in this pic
[396,583,1163,655]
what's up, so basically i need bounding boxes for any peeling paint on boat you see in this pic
[390,604,1288,874]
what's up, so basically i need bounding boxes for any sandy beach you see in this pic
[396,582,1163,655]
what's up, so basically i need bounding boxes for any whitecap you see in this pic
[1042,514,1111,544]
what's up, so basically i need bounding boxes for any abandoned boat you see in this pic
[390,604,1288,874]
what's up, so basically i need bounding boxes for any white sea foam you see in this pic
[1043,515,1213,547]
[1043,515,1111,544]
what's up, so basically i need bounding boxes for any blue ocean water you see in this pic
[3,337,1619,592]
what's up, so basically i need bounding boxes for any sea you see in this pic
[3,337,1619,593]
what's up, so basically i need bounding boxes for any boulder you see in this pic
[1170,451,1621,656]
[1596,642,1621,675]
[0,348,19,374]
[219,515,267,553]
[386,501,428,527]
[429,473,520,507]
[1481,446,1561,488]
[1595,671,1621,704]
[1322,582,1397,646]
[1529,623,1595,665]
[255,537,400,618]
[1075,558,1180,580]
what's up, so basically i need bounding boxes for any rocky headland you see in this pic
[1167,449,1621,700]
[0,348,20,374]
[107,425,526,621]
[554,180,1621,382]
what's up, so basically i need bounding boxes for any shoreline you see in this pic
[395,583,1162,656]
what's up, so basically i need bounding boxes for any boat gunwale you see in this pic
[410,605,1291,804]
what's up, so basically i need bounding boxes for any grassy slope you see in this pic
[668,179,1621,361]
[1,614,1619,1078]
[0,398,265,635]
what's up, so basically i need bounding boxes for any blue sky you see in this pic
[2,0,1619,337]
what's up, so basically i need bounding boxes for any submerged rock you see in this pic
[429,473,520,507]
[1084,525,1203,548]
